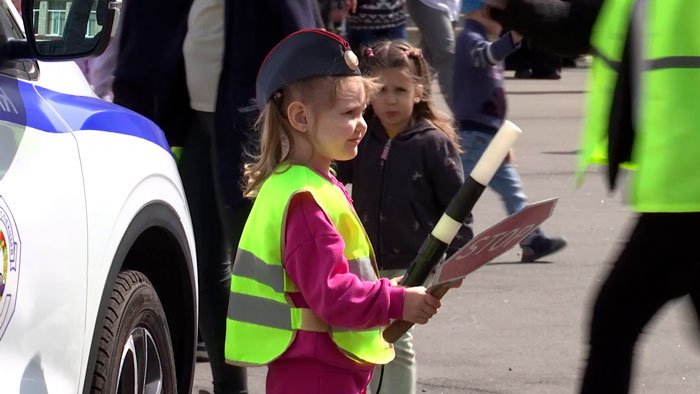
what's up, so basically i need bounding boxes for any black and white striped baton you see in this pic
[384,120,521,342]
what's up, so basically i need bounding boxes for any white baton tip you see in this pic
[470,120,522,185]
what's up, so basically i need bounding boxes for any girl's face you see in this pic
[371,67,422,138]
[307,78,368,169]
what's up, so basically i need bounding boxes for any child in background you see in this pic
[336,40,473,394]
[224,30,441,394]
[453,0,566,262]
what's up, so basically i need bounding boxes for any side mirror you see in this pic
[21,0,120,60]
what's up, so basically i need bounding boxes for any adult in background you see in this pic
[345,0,407,51]
[112,0,193,145]
[405,0,460,112]
[180,0,244,392]
[180,3,322,393]
[487,0,700,393]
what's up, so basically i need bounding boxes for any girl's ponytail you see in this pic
[243,97,293,197]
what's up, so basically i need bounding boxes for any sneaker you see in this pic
[197,340,209,362]
[521,235,567,262]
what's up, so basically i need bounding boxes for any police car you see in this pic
[0,1,198,393]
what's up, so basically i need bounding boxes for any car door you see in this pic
[0,2,88,392]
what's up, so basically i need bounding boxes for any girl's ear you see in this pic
[414,84,424,103]
[287,101,310,133]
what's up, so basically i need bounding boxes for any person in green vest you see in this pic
[485,0,700,393]
[223,29,443,394]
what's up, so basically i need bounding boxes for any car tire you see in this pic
[90,270,177,394]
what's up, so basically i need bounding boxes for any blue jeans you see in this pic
[346,24,407,51]
[458,129,543,240]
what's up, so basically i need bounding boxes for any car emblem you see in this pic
[0,195,21,340]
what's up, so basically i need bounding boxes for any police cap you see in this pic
[256,29,361,109]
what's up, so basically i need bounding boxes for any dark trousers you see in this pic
[180,111,251,394]
[579,212,700,394]
[113,79,156,120]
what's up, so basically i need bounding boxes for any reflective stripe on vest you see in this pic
[582,0,700,212]
[224,164,395,366]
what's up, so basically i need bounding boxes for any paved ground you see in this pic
[193,68,700,394]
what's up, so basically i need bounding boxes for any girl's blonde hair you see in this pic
[243,75,378,197]
[361,40,461,152]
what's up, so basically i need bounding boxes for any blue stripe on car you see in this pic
[0,75,170,152]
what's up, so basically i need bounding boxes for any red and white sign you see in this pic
[432,198,558,286]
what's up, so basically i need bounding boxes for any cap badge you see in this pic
[344,50,359,71]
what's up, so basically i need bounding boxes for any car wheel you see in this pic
[91,270,177,394]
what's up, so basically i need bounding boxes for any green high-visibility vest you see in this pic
[224,164,395,366]
[581,0,700,212]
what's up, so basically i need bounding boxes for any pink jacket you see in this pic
[266,175,405,394]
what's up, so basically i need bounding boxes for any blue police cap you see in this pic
[256,29,361,109]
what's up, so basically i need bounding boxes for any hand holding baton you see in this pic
[384,121,522,343]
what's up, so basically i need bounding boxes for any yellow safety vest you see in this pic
[581,0,700,212]
[224,164,395,366]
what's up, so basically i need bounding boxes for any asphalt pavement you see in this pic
[193,68,700,394]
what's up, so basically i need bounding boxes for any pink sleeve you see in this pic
[284,192,405,329]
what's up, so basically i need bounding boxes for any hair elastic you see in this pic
[404,48,424,59]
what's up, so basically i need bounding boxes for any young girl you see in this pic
[336,40,474,394]
[223,29,442,394]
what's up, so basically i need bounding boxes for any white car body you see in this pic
[0,1,198,392]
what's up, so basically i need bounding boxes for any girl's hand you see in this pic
[402,286,441,324]
[390,275,404,287]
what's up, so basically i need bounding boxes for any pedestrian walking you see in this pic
[454,0,567,262]
[405,0,460,112]
[336,39,473,394]
[487,0,700,392]
[224,29,442,394]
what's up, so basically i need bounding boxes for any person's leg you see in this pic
[457,129,487,176]
[459,130,528,215]
[181,111,247,394]
[367,268,416,394]
[405,0,455,111]
[579,213,700,394]
[529,43,562,79]
[384,24,408,42]
[347,28,377,52]
[459,130,564,261]
[507,40,532,78]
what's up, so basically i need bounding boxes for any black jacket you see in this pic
[336,118,473,270]
[489,0,602,57]
[215,0,323,208]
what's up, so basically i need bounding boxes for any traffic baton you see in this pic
[384,120,521,343]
